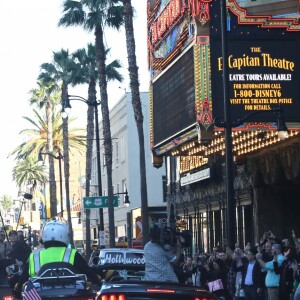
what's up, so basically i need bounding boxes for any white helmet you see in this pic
[42,219,70,245]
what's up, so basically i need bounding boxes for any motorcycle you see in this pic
[1,262,98,300]
[0,263,20,300]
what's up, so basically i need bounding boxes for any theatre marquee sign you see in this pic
[211,39,300,123]
[181,168,210,186]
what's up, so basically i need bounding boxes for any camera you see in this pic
[150,219,192,248]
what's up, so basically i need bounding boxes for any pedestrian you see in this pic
[182,256,194,286]
[238,247,264,300]
[144,223,181,282]
[232,248,246,300]
[17,230,25,242]
[0,229,11,284]
[275,246,297,300]
[205,258,229,299]
[1,230,31,290]
[0,229,11,260]
[256,243,285,300]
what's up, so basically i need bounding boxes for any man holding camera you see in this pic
[144,223,181,282]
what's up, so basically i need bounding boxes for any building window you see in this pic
[120,136,125,162]
[115,140,119,167]
[91,156,97,186]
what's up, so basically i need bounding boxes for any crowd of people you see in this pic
[172,230,300,300]
[2,222,300,300]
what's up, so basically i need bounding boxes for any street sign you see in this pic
[83,196,118,209]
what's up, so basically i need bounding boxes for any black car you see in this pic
[95,279,217,300]
[94,263,216,300]
[92,248,216,300]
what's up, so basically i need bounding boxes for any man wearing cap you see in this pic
[256,243,285,300]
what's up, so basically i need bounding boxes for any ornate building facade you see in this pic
[148,0,300,253]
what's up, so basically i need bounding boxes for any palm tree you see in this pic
[0,194,13,230]
[12,156,49,227]
[59,0,124,247]
[12,156,48,191]
[29,82,61,218]
[123,0,149,245]
[0,194,13,211]
[72,43,123,257]
[38,49,78,244]
[9,107,85,227]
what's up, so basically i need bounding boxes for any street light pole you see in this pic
[57,152,64,218]
[39,151,64,218]
[114,190,130,207]
[220,0,236,249]
[64,95,104,253]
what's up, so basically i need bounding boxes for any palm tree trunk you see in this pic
[95,24,115,248]
[123,0,150,245]
[62,84,73,245]
[85,79,96,259]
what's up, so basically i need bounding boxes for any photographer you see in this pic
[144,223,181,283]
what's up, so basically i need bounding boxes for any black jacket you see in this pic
[234,260,264,289]
[2,240,31,267]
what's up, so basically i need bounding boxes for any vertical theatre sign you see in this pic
[209,0,300,124]
[148,0,213,152]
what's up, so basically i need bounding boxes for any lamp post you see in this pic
[63,95,103,255]
[219,0,236,250]
[39,151,64,218]
[114,190,130,207]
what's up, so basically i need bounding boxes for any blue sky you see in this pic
[0,1,149,198]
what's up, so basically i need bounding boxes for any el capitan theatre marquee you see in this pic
[209,0,300,124]
[148,0,300,157]
[211,39,300,123]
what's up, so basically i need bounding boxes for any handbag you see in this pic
[207,279,224,292]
